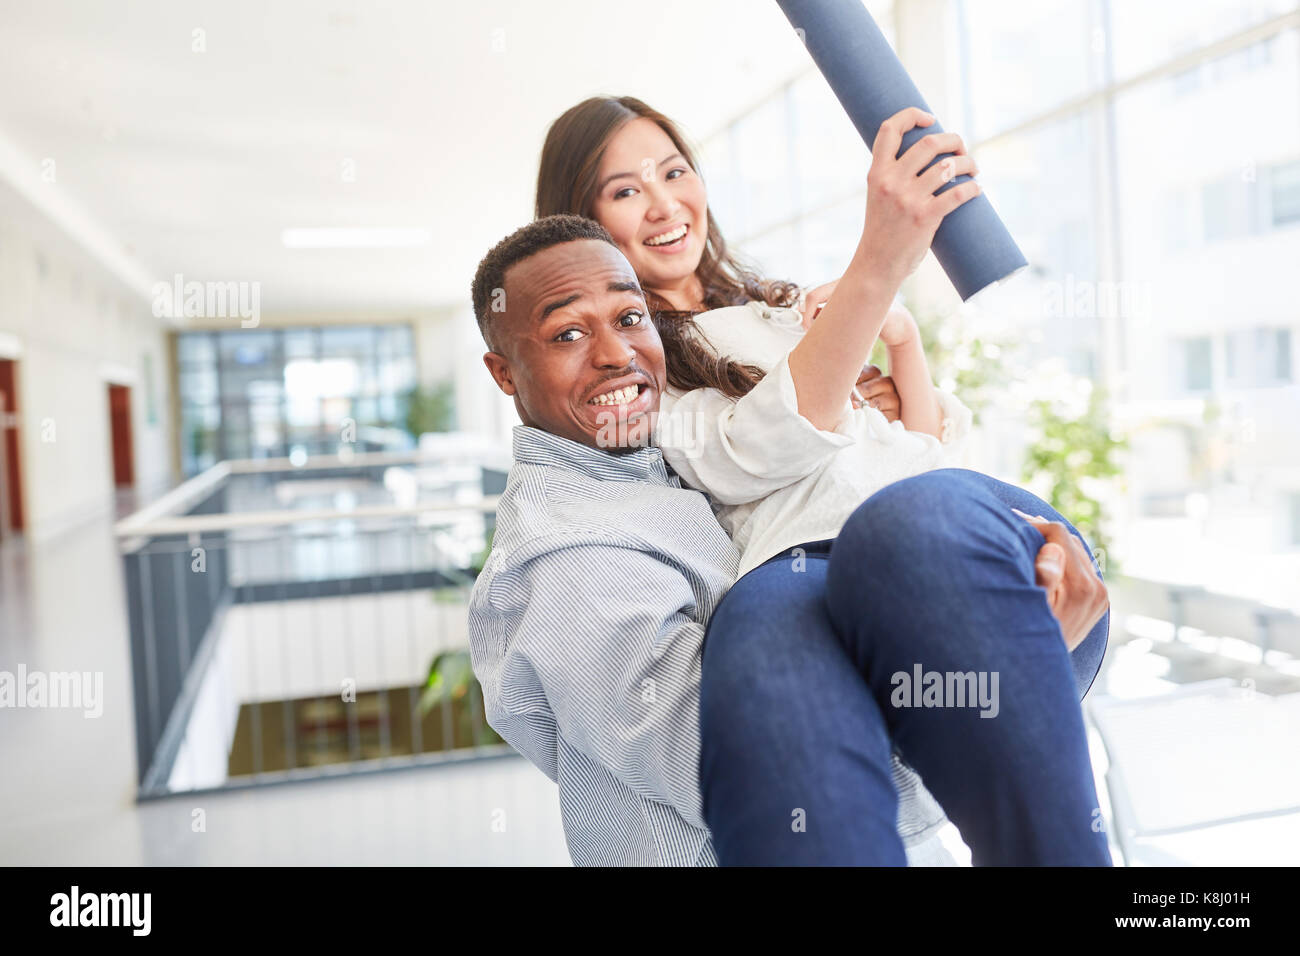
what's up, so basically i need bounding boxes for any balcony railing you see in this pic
[115,444,511,799]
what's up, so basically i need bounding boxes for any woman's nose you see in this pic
[644,180,679,221]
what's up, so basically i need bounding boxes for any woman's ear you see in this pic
[483,351,517,396]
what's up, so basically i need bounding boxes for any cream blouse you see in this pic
[654,299,973,578]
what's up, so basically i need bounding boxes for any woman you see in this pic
[534,95,1111,865]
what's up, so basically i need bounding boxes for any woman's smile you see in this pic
[644,223,690,250]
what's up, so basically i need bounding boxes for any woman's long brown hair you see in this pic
[535,96,800,400]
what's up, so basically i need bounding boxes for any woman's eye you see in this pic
[613,186,636,200]
[554,328,584,342]
[619,311,644,327]
[666,167,686,180]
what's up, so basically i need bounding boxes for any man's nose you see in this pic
[590,324,636,368]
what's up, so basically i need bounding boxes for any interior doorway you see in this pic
[0,358,22,539]
[107,382,134,487]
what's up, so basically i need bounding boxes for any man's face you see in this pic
[483,239,666,451]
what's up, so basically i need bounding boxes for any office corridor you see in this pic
[0,512,570,866]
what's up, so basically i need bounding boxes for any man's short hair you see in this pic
[470,214,620,351]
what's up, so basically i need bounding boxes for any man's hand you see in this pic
[853,365,901,421]
[1013,509,1109,651]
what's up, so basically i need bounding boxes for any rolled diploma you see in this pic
[774,0,1028,300]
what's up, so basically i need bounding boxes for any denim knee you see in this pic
[834,469,1032,585]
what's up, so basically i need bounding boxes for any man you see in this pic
[468,215,962,865]
[467,214,1108,866]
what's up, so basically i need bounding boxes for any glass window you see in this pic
[177,333,215,364]
[1229,327,1295,384]
[175,323,422,474]
[177,363,218,405]
[700,128,740,241]
[740,223,802,288]
[800,200,865,287]
[1227,323,1289,382]
[957,0,1096,141]
[1275,328,1293,381]
[697,0,1300,615]
[321,326,377,359]
[957,110,1101,375]
[1180,337,1213,392]
[1202,176,1265,241]
[730,94,794,238]
[219,331,274,368]
[789,70,871,212]
[283,328,318,359]
[1271,159,1300,226]
[1108,0,1294,83]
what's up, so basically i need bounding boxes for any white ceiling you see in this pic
[0,0,813,314]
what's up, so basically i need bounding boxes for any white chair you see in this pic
[1088,678,1300,865]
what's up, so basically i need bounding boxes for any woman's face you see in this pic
[589,117,708,304]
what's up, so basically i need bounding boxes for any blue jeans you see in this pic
[698,469,1111,865]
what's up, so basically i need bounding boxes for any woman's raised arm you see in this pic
[787,107,980,431]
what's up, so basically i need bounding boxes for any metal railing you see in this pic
[115,448,510,798]
[1110,575,1300,662]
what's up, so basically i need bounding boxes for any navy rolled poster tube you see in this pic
[774,0,1027,300]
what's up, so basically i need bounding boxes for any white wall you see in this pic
[0,212,175,541]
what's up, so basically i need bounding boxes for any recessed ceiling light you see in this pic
[281,228,432,249]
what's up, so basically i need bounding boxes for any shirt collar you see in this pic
[511,425,673,485]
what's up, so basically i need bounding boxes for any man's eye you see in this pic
[554,328,584,342]
[619,311,644,327]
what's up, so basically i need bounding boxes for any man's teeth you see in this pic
[645,224,687,246]
[590,384,640,406]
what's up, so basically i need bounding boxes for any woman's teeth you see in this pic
[589,384,639,406]
[645,224,688,246]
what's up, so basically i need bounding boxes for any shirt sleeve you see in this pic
[655,352,854,506]
[479,541,709,831]
[933,386,974,462]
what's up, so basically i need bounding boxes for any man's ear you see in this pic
[483,351,517,396]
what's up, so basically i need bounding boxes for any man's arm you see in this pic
[480,541,710,830]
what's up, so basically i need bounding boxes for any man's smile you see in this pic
[587,370,652,407]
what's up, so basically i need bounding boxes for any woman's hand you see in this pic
[1014,510,1110,652]
[786,108,977,433]
[879,302,919,349]
[800,280,839,330]
[852,365,901,421]
[857,107,981,289]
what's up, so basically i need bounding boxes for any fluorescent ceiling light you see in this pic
[281,227,432,248]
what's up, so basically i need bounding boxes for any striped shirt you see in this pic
[468,425,953,866]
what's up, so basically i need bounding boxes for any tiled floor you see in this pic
[3,500,1297,866]
[0,506,571,866]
